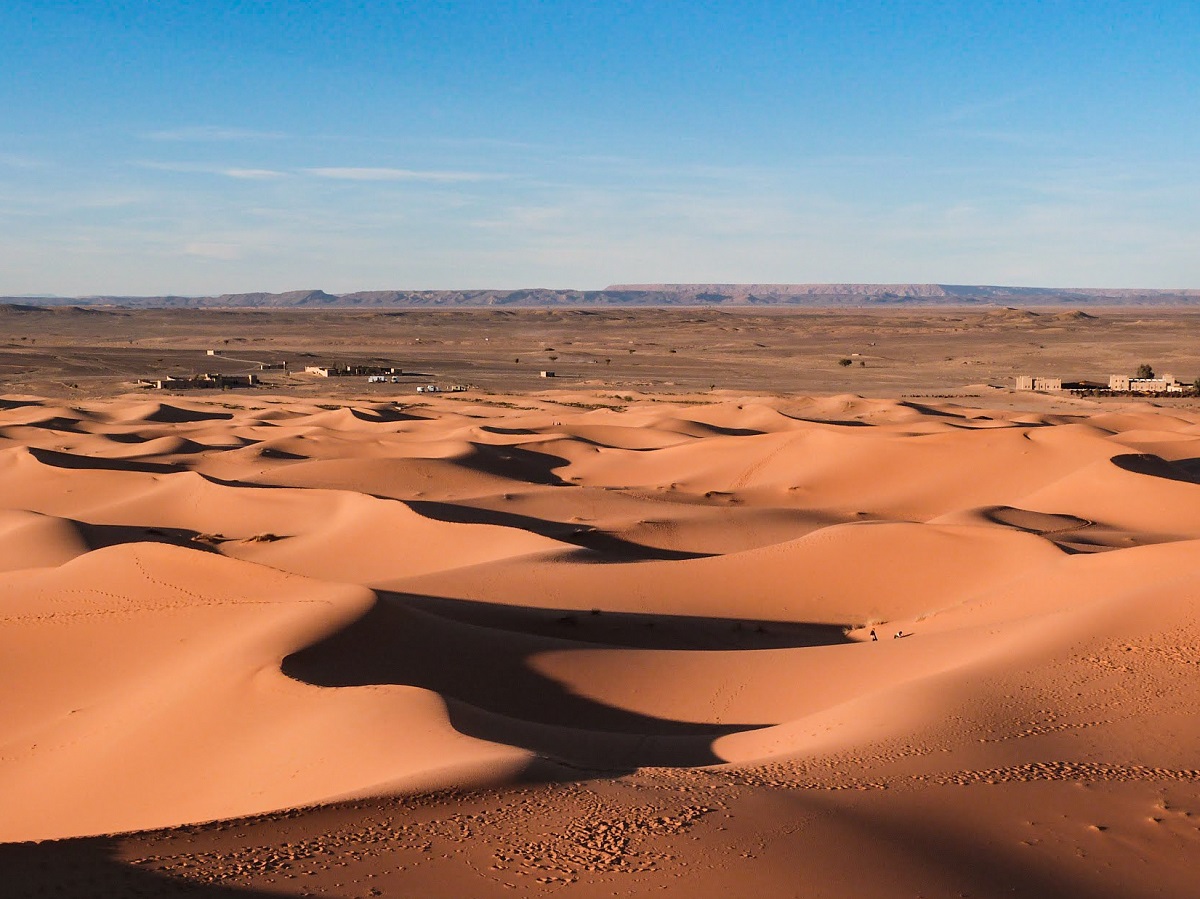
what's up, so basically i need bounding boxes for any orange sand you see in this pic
[1,390,1198,897]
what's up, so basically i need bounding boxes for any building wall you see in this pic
[1016,376,1061,391]
[1110,374,1183,392]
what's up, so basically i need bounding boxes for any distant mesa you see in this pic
[2,284,1198,309]
[0,302,106,315]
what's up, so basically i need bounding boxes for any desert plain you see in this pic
[2,305,1200,898]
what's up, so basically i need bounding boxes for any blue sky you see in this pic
[2,0,1197,294]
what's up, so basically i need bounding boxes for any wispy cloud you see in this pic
[144,126,286,142]
[223,168,288,179]
[136,161,499,182]
[134,161,209,174]
[936,90,1034,125]
[134,161,287,179]
[304,167,501,183]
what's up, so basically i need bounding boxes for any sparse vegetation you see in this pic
[1136,363,1155,379]
[838,358,853,367]
[552,400,625,411]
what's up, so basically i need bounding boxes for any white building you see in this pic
[1109,374,1183,393]
[1016,376,1062,391]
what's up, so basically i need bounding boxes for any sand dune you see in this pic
[0,542,528,842]
[0,509,90,572]
[2,390,1199,897]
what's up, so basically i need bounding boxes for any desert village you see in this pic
[139,353,411,390]
[1016,370,1194,394]
[139,346,1198,398]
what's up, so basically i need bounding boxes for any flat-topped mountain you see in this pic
[4,283,1199,308]
[607,283,1200,304]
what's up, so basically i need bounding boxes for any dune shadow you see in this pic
[0,837,279,898]
[73,522,227,554]
[100,430,175,444]
[981,505,1093,534]
[1112,452,1200,484]
[246,444,309,460]
[99,432,240,457]
[27,445,182,474]
[406,499,712,561]
[282,592,850,770]
[452,442,571,486]
[25,515,289,556]
[898,401,968,419]
[975,505,1104,555]
[688,423,767,436]
[397,593,852,650]
[0,398,43,411]
[142,405,235,424]
[347,406,423,423]
[798,417,872,427]
[3,415,87,433]
[1171,456,1200,478]
[477,425,540,435]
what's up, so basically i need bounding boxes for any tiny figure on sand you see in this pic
[870,628,878,641]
